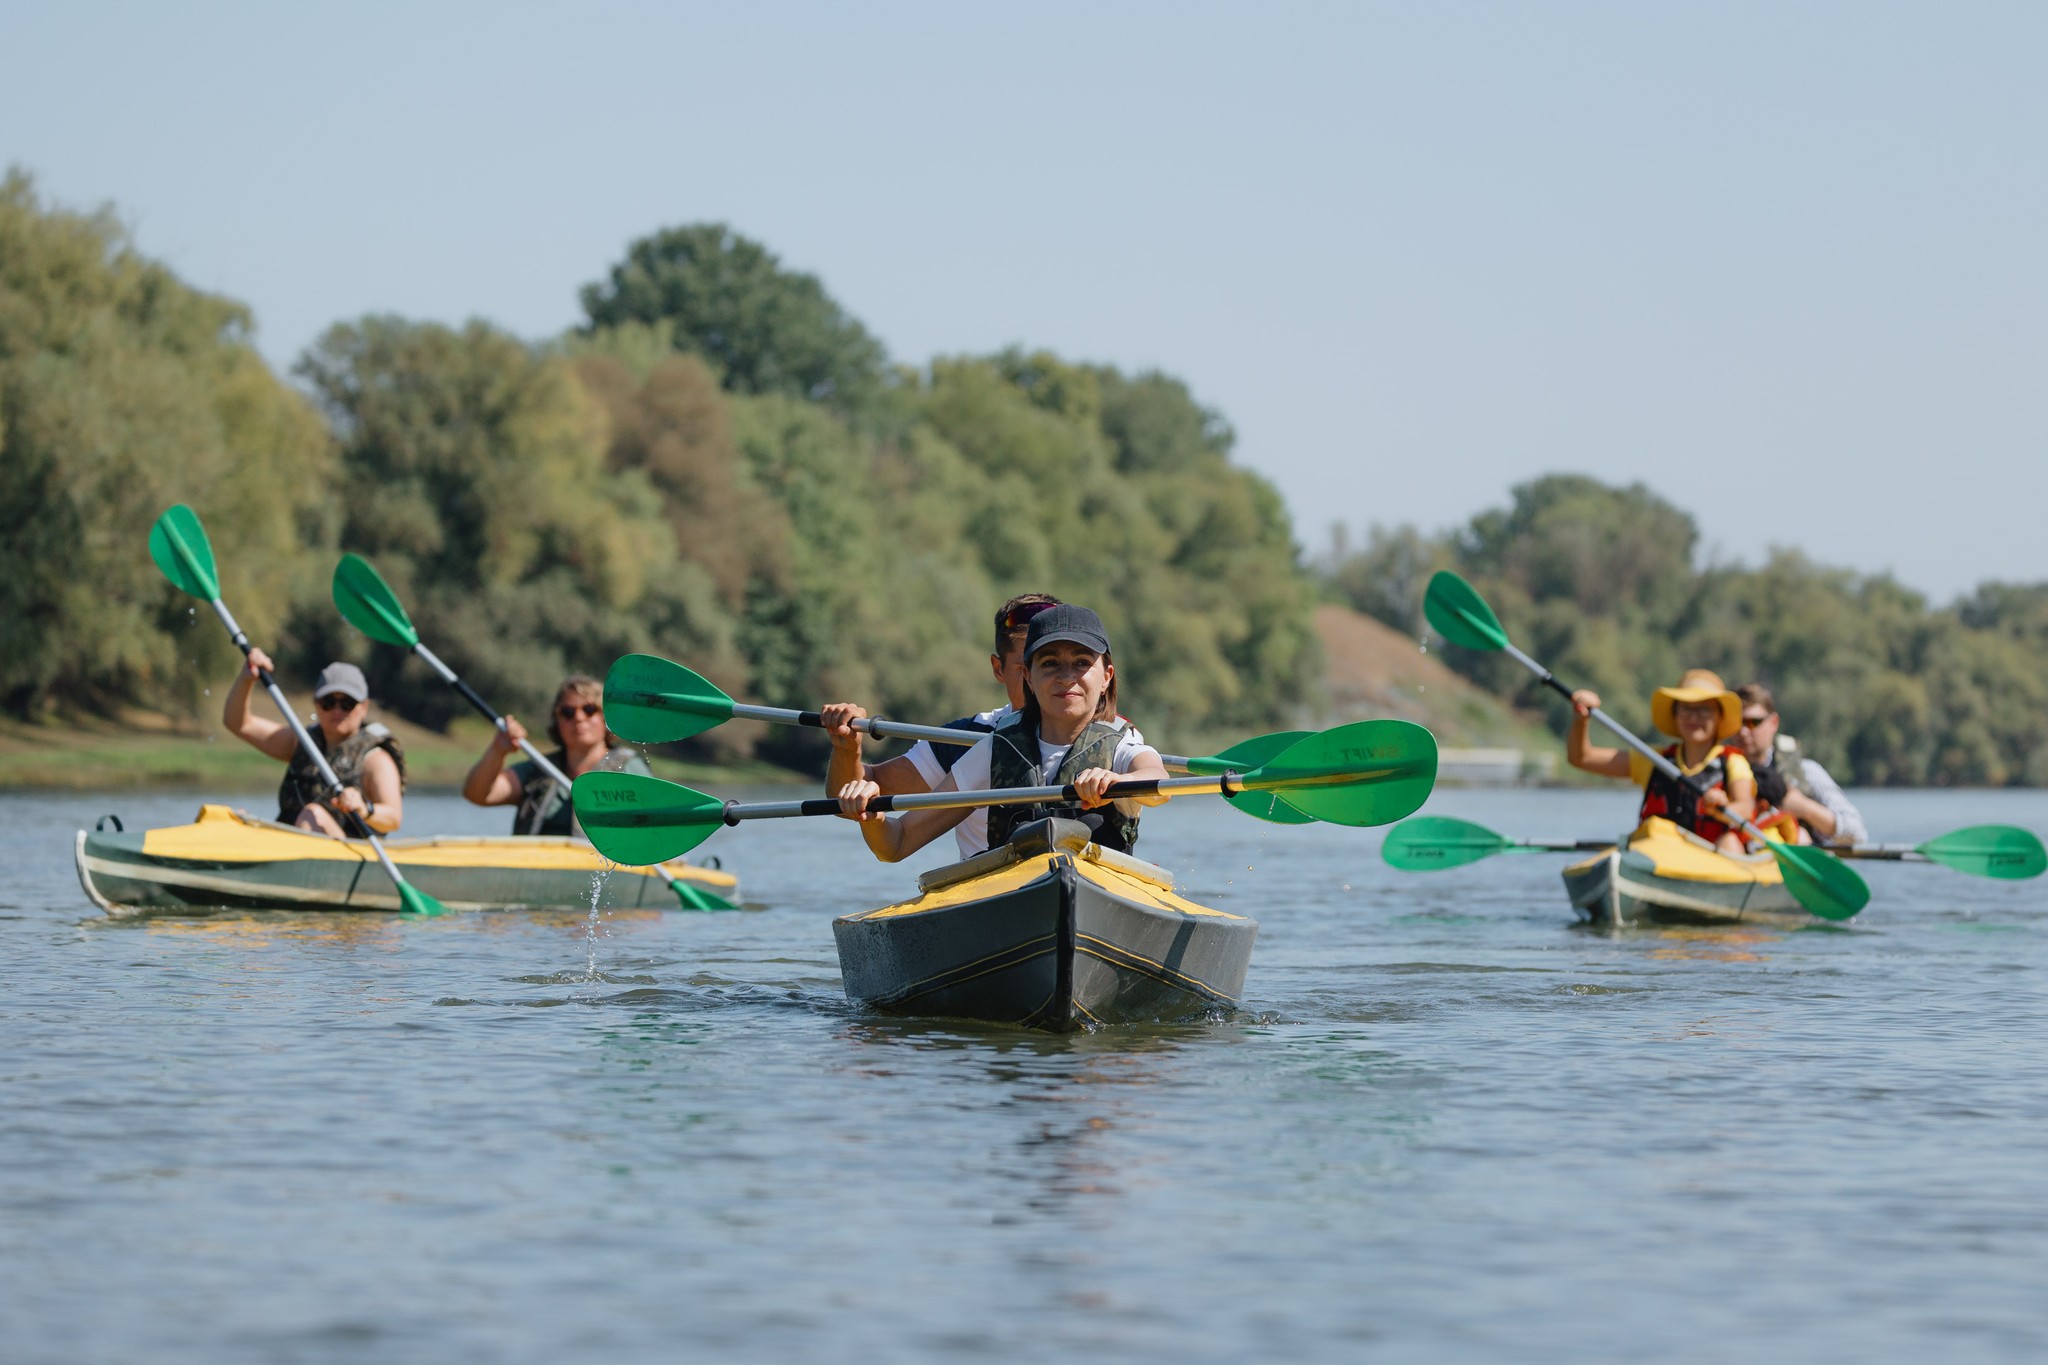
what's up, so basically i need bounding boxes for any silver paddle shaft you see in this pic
[728,771,1254,823]
[726,700,1205,772]
[408,643,574,789]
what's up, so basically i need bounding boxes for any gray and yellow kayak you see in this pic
[1562,816,1805,926]
[74,803,738,915]
[833,818,1257,1031]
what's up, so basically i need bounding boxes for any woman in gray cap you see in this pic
[835,604,1167,861]
[222,648,406,836]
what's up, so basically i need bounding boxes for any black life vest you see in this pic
[513,747,649,837]
[985,714,1141,854]
[278,723,406,827]
[1637,742,1740,844]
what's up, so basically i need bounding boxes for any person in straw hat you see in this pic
[1565,668,1757,854]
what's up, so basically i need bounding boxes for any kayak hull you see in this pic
[833,819,1257,1031]
[74,804,738,914]
[1562,817,1806,927]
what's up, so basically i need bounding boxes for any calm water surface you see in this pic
[4,785,2047,1363]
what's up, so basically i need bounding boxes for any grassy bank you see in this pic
[0,709,800,792]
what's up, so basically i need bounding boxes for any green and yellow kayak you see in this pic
[833,818,1257,1031]
[1562,816,1805,927]
[74,803,739,915]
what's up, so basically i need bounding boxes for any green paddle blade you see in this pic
[669,878,739,912]
[1918,825,2048,880]
[1381,816,1512,871]
[1423,570,1508,652]
[332,553,421,649]
[604,654,738,744]
[148,504,220,601]
[396,881,445,918]
[1201,731,1316,824]
[1244,720,1438,827]
[572,771,729,865]
[1768,841,1869,921]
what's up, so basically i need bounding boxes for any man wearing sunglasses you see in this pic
[1733,683,1866,846]
[819,593,1148,859]
[223,652,406,837]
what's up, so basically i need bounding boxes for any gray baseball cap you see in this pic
[312,661,369,703]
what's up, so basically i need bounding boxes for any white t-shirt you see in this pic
[903,705,1016,789]
[936,722,1156,859]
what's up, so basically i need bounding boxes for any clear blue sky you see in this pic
[6,2,2043,601]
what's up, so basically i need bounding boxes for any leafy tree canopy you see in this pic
[579,224,888,413]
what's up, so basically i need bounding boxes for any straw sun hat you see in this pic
[1650,668,1743,740]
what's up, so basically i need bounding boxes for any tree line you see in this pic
[1320,475,2048,787]
[8,169,2042,784]
[0,175,1315,767]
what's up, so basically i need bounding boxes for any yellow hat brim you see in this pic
[1651,687,1742,740]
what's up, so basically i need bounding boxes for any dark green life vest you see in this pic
[278,722,407,826]
[985,714,1141,854]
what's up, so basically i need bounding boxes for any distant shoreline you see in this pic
[0,712,801,793]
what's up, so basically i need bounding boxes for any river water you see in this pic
[5,784,2047,1363]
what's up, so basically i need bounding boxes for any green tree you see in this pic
[0,169,333,719]
[579,224,888,412]
[297,316,701,730]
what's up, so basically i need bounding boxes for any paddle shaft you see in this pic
[412,643,707,892]
[1830,844,1932,863]
[410,643,571,787]
[623,692,1216,773]
[1498,641,1781,847]
[706,771,1263,827]
[207,598,417,893]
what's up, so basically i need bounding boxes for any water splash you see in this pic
[583,856,617,981]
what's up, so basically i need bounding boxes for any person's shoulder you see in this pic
[971,705,1014,728]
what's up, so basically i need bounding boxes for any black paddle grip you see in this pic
[453,677,502,724]
[798,798,844,817]
[797,711,825,728]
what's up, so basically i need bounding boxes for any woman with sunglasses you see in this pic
[222,650,406,836]
[462,675,652,836]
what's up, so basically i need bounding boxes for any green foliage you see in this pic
[1324,474,2048,786]
[579,224,888,412]
[2,182,1321,764]
[0,169,333,720]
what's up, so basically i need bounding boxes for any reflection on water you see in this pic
[5,787,2048,1361]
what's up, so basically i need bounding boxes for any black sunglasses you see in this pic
[556,703,602,720]
[1740,713,1773,729]
[316,694,359,712]
[999,601,1057,630]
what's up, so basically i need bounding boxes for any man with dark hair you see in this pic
[820,593,1146,859]
[1734,683,1867,845]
